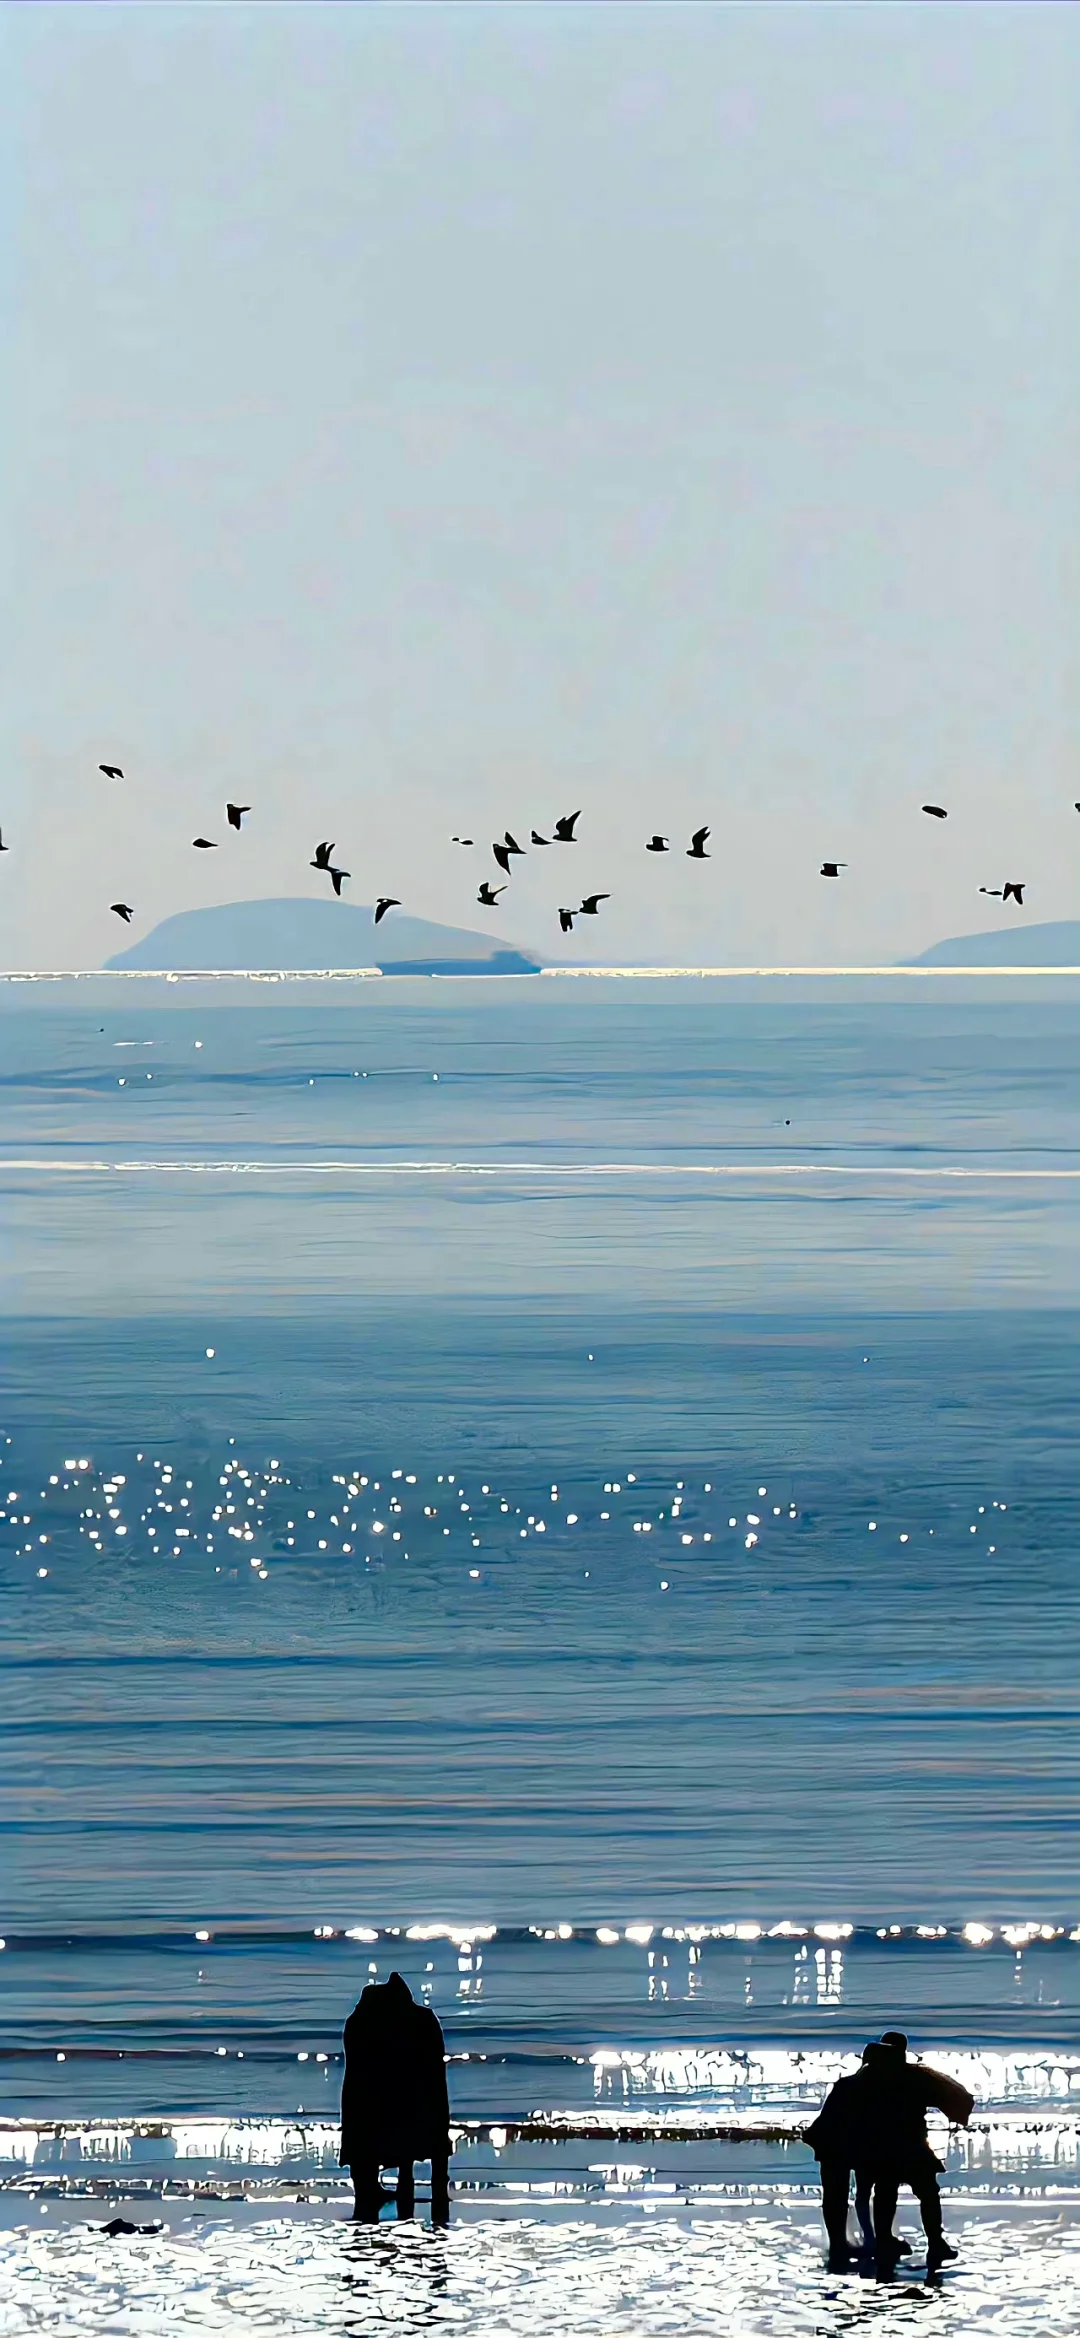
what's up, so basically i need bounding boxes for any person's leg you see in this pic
[430,2154,450,2226]
[853,2169,874,2253]
[350,2158,385,2222]
[820,2159,855,2265]
[395,2160,416,2219]
[917,2174,957,2271]
[873,2177,900,2276]
[857,2170,909,2256]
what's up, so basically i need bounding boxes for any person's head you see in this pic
[879,2030,908,2056]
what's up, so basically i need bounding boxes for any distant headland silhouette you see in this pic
[104,897,544,974]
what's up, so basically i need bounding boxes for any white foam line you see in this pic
[0,1159,1075,1180]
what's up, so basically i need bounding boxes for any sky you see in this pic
[4,0,1078,969]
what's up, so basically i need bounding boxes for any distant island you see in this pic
[102,899,1080,975]
[903,920,1080,968]
[105,897,544,974]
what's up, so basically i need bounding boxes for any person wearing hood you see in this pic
[339,1970,451,2223]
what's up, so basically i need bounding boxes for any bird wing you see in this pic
[691,826,710,849]
[556,811,581,839]
[531,831,551,845]
[493,844,512,873]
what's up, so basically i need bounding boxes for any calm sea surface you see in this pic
[1,982,1077,2278]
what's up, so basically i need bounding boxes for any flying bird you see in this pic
[310,841,335,871]
[820,862,847,878]
[646,835,669,853]
[578,894,610,915]
[477,881,506,907]
[99,764,123,781]
[110,903,134,922]
[980,882,1025,905]
[922,805,948,819]
[686,827,710,859]
[226,804,250,830]
[451,836,474,846]
[374,897,400,924]
[329,867,350,897]
[503,831,525,855]
[531,830,552,845]
[553,811,581,842]
[192,837,218,850]
[492,843,515,875]
[558,908,575,933]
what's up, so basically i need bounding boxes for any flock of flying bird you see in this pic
[0,769,1059,932]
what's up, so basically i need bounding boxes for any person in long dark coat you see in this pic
[339,1971,451,2222]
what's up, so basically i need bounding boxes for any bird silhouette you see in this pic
[99,764,123,781]
[980,882,1025,905]
[310,841,335,871]
[110,903,133,922]
[579,894,609,915]
[687,827,710,859]
[504,831,525,855]
[226,804,250,830]
[531,830,552,845]
[451,836,474,846]
[820,862,846,878]
[646,835,669,853]
[553,811,581,842]
[329,867,350,897]
[492,843,514,875]
[558,908,575,932]
[374,897,400,924]
[922,805,948,819]
[478,882,506,906]
[192,837,218,850]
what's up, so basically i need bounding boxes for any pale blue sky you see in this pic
[4,1,1077,966]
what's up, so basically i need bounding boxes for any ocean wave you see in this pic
[1,1158,1075,1179]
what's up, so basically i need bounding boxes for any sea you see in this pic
[1,973,1077,2333]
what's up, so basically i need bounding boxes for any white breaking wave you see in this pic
[0,1158,1075,1179]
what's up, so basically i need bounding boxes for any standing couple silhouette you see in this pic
[806,2030,974,2278]
[339,1970,451,2223]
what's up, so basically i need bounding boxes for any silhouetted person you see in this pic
[806,2043,914,2267]
[339,1971,451,2224]
[860,2034,972,2279]
[805,2051,883,2269]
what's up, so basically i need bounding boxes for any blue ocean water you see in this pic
[1,979,1077,2185]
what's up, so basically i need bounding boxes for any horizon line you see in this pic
[0,963,1078,983]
